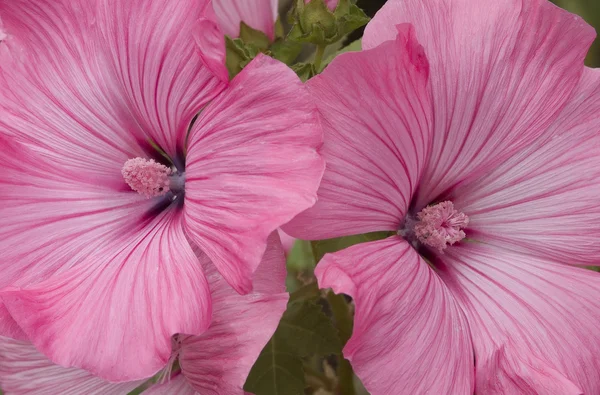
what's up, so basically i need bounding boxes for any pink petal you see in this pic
[195,3,229,83]
[1,211,212,382]
[184,54,324,294]
[0,304,25,340]
[0,0,225,163]
[144,375,196,395]
[452,68,600,265]
[476,343,583,395]
[364,0,595,208]
[277,228,296,256]
[179,232,288,394]
[284,26,431,240]
[315,237,474,394]
[0,336,144,395]
[440,243,600,393]
[213,0,279,40]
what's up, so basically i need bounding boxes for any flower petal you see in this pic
[476,343,583,395]
[452,68,600,265]
[284,26,431,240]
[0,336,144,395]
[315,237,474,394]
[179,232,288,394]
[143,375,196,395]
[0,304,25,340]
[1,211,212,382]
[364,0,595,208]
[0,0,225,163]
[213,0,279,40]
[184,54,324,294]
[441,244,600,393]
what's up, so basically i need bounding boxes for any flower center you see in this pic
[122,157,178,198]
[413,201,469,252]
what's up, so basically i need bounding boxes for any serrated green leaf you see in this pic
[225,36,251,79]
[336,4,370,37]
[244,339,305,395]
[291,62,316,82]
[320,38,362,71]
[269,39,303,65]
[239,21,271,51]
[312,231,394,262]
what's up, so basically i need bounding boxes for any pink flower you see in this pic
[285,0,600,393]
[0,0,323,382]
[213,0,279,40]
[0,233,288,394]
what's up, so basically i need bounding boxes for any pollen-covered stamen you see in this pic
[122,157,172,198]
[413,201,469,252]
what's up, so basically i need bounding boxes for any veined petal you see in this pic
[476,343,583,395]
[1,211,212,382]
[440,244,600,394]
[0,0,225,166]
[364,0,595,208]
[184,54,324,294]
[452,68,600,265]
[315,237,473,395]
[0,304,25,340]
[179,232,288,395]
[213,0,279,40]
[284,26,431,240]
[144,375,196,395]
[0,336,144,395]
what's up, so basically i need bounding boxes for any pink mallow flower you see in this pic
[213,0,280,40]
[0,234,288,395]
[284,0,600,393]
[305,0,338,11]
[0,0,322,383]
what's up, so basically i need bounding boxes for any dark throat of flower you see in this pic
[121,141,186,218]
[399,200,469,256]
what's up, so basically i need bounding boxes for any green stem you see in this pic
[313,45,327,72]
[327,291,355,395]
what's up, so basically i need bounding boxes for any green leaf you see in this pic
[279,301,342,356]
[312,231,394,262]
[239,22,271,51]
[269,39,304,65]
[225,36,251,79]
[320,38,362,71]
[291,62,316,82]
[336,4,370,37]
[244,301,342,395]
[244,339,305,395]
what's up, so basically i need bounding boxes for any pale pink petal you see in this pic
[179,232,288,394]
[284,26,431,240]
[440,244,600,393]
[1,211,212,382]
[315,237,473,394]
[144,375,196,395]
[476,343,583,395]
[0,0,225,164]
[364,0,595,208]
[184,54,324,294]
[213,0,279,40]
[452,68,600,265]
[0,336,144,395]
